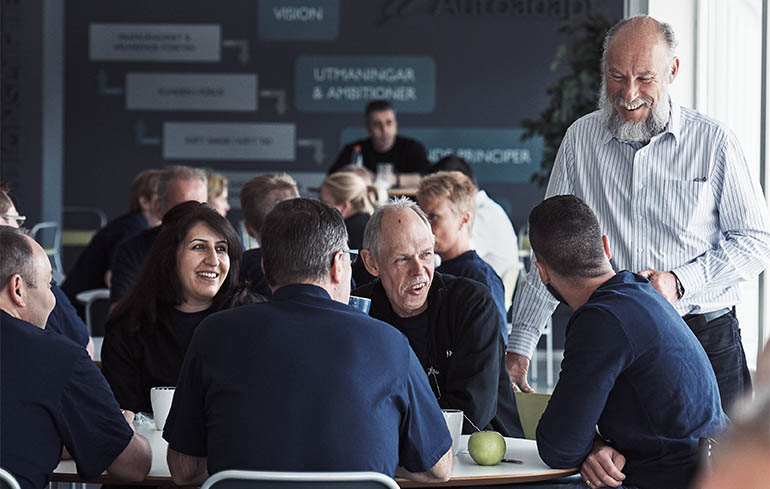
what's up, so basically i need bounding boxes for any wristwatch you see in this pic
[671,272,685,299]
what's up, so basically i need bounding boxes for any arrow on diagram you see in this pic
[98,69,124,96]
[259,89,287,115]
[296,139,325,165]
[135,120,161,146]
[222,39,250,65]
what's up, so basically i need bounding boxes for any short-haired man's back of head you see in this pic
[130,169,161,213]
[528,195,607,279]
[0,182,13,215]
[428,155,477,186]
[240,173,300,237]
[0,226,36,289]
[261,198,348,288]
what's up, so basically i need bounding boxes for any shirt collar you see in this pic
[272,283,332,302]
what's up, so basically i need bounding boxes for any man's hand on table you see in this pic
[505,353,534,393]
[581,439,626,488]
[637,269,679,305]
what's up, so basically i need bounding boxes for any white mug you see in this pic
[441,409,464,455]
[150,386,175,431]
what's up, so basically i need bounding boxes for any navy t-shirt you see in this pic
[536,271,728,489]
[46,283,90,347]
[163,284,451,476]
[436,250,507,342]
[0,311,133,489]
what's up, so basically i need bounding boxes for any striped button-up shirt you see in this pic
[508,103,770,358]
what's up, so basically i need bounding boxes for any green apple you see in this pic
[468,430,506,466]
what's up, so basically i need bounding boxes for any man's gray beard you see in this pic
[598,77,671,143]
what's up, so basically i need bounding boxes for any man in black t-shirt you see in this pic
[0,227,151,489]
[328,100,431,179]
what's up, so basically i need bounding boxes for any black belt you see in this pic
[683,308,731,322]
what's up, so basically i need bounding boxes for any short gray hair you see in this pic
[601,16,678,75]
[157,165,207,214]
[0,226,37,288]
[363,196,432,258]
[261,198,348,288]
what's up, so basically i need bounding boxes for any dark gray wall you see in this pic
[62,0,622,234]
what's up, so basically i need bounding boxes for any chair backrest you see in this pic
[201,471,400,489]
[30,221,64,277]
[75,288,111,336]
[514,391,552,440]
[0,468,21,489]
[500,261,523,313]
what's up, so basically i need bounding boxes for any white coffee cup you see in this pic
[150,386,175,431]
[441,409,464,455]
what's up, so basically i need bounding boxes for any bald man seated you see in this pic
[0,227,151,489]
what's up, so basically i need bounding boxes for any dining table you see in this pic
[52,421,576,487]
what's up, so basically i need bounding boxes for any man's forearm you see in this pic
[396,447,453,483]
[168,448,208,486]
[507,269,559,357]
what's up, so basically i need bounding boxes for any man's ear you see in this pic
[669,57,679,83]
[328,251,346,286]
[602,235,612,261]
[360,249,380,277]
[245,222,258,241]
[7,274,26,307]
[460,210,471,230]
[534,261,550,286]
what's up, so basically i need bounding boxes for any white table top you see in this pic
[53,427,575,487]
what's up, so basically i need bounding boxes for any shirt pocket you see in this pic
[659,179,704,236]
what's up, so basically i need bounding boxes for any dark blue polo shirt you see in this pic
[46,283,90,347]
[0,311,133,489]
[163,284,451,477]
[536,271,728,489]
[437,250,507,342]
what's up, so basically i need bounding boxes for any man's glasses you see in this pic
[1,215,26,226]
[342,249,359,264]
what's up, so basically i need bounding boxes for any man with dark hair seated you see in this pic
[529,195,727,489]
[328,99,431,181]
[417,171,507,343]
[355,197,523,437]
[0,226,151,489]
[164,198,453,486]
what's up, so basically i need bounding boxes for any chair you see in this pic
[501,261,523,313]
[0,467,21,489]
[30,221,64,278]
[201,470,401,489]
[75,288,110,336]
[62,206,108,247]
[513,392,552,440]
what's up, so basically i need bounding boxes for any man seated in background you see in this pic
[164,199,452,485]
[0,184,93,357]
[427,155,519,279]
[0,227,151,489]
[239,173,300,298]
[328,99,431,186]
[417,171,507,342]
[110,165,207,303]
[62,169,161,306]
[355,198,523,437]
[529,196,727,489]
